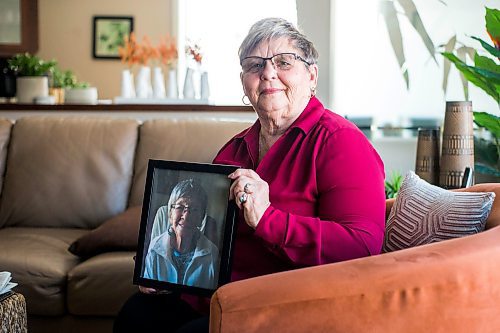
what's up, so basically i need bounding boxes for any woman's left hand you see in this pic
[229,169,271,229]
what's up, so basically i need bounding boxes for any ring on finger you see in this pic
[244,183,251,193]
[239,192,248,204]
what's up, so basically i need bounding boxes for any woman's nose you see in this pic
[260,59,278,80]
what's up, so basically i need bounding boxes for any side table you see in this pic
[0,292,27,333]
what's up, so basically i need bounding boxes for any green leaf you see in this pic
[475,53,500,74]
[485,7,500,45]
[397,0,436,63]
[380,0,409,89]
[471,36,500,59]
[469,66,500,84]
[474,112,500,139]
[442,52,499,103]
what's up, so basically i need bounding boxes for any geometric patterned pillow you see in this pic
[383,171,496,253]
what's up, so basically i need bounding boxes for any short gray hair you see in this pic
[238,17,319,65]
[167,178,207,226]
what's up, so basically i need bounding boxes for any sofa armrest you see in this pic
[210,226,500,333]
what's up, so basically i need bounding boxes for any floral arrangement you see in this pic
[158,35,178,68]
[118,33,178,68]
[185,40,203,65]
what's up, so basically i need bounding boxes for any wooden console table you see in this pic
[0,104,257,122]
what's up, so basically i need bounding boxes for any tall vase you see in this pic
[135,66,153,98]
[415,127,440,185]
[439,101,474,189]
[152,66,166,98]
[167,69,178,99]
[200,71,210,100]
[120,69,136,98]
[183,68,195,99]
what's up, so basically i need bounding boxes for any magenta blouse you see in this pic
[213,97,386,282]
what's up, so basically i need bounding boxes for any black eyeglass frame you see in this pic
[240,52,312,73]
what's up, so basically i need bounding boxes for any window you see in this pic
[332,0,496,126]
[176,0,297,105]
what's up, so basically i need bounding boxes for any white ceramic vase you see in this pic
[183,68,195,99]
[120,69,136,98]
[167,69,178,99]
[200,71,210,100]
[152,67,166,98]
[16,76,49,104]
[135,66,153,98]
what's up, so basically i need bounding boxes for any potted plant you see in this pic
[50,68,76,104]
[442,7,500,183]
[7,53,57,104]
[64,80,98,105]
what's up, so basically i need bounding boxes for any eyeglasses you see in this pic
[170,204,200,214]
[240,53,311,74]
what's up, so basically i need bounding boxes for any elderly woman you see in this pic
[143,179,218,290]
[114,17,385,333]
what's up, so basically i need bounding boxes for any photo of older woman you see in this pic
[143,179,219,290]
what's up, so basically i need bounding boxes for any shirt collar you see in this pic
[236,96,325,143]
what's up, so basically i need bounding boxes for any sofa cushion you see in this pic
[67,251,137,316]
[383,172,495,252]
[0,116,139,229]
[0,227,86,316]
[128,118,252,206]
[68,206,142,258]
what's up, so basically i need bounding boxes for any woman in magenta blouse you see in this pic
[114,17,386,333]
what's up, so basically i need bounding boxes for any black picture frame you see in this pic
[133,160,240,297]
[92,16,133,59]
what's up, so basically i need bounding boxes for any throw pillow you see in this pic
[383,171,495,253]
[68,206,142,257]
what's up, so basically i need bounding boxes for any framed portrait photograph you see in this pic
[92,16,133,59]
[133,160,240,297]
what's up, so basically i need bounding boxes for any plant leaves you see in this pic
[442,35,456,92]
[471,36,500,59]
[485,7,500,47]
[474,112,500,139]
[397,0,436,63]
[380,0,409,89]
[442,52,499,103]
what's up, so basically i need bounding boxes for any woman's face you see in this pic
[240,37,318,129]
[169,197,203,236]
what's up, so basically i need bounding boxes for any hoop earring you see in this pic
[242,95,251,106]
[310,86,317,97]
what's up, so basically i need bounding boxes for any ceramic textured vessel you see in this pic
[439,101,474,189]
[415,127,440,185]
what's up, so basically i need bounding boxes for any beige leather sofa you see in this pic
[0,115,252,333]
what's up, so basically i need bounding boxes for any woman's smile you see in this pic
[260,88,284,95]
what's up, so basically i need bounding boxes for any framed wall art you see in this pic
[133,159,239,297]
[92,16,133,59]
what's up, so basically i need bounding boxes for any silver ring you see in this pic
[244,183,251,193]
[239,192,248,204]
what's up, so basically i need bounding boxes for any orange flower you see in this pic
[186,40,203,65]
[158,35,178,68]
[118,32,140,68]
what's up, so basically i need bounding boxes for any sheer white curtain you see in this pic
[176,0,297,105]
